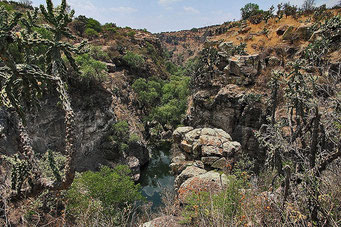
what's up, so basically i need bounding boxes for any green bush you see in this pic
[89,45,110,62]
[112,120,130,143]
[75,53,108,83]
[123,51,145,69]
[66,165,143,224]
[109,120,140,154]
[86,18,102,32]
[132,75,190,127]
[127,30,136,38]
[0,2,14,11]
[84,28,99,39]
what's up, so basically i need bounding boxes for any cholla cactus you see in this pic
[0,0,87,199]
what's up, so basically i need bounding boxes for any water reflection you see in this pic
[138,142,174,210]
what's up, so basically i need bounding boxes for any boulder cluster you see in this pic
[171,127,242,203]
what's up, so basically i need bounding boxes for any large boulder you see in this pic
[178,171,229,203]
[174,166,207,189]
[173,126,194,143]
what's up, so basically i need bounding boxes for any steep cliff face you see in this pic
[160,9,341,166]
[0,27,169,180]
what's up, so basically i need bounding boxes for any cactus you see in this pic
[0,0,87,199]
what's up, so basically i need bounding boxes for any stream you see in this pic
[138,141,175,210]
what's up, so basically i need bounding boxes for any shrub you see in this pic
[181,175,243,225]
[71,15,87,35]
[249,11,264,24]
[123,51,145,69]
[112,120,130,143]
[86,17,102,32]
[84,28,99,39]
[283,2,298,18]
[0,2,14,11]
[88,45,110,62]
[127,30,136,38]
[66,165,143,225]
[151,75,190,127]
[302,0,315,12]
[103,23,117,34]
[74,53,108,84]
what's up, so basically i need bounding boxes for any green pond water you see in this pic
[138,142,174,210]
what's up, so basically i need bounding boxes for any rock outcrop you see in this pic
[0,80,149,181]
[171,127,241,203]
[224,54,261,86]
[185,84,265,162]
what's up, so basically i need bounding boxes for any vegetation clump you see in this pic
[66,165,143,226]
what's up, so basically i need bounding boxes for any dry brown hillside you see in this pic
[159,8,341,64]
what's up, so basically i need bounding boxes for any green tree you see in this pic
[152,75,190,127]
[132,78,162,107]
[241,3,260,20]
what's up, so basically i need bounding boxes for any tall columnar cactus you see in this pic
[0,0,87,199]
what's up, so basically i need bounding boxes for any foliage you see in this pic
[86,17,102,32]
[240,3,260,20]
[0,0,87,200]
[123,51,145,69]
[74,53,107,84]
[66,165,143,225]
[283,2,298,18]
[151,75,190,127]
[127,30,136,38]
[84,27,99,39]
[106,120,141,156]
[71,15,101,37]
[102,22,117,34]
[88,45,110,62]
[255,57,341,225]
[0,2,14,11]
[38,150,67,182]
[232,43,247,55]
[132,78,162,107]
[132,75,190,127]
[181,176,243,225]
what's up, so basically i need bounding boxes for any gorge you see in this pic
[0,0,340,226]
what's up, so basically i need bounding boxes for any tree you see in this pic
[19,0,32,7]
[0,0,87,200]
[240,3,260,20]
[302,0,316,11]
